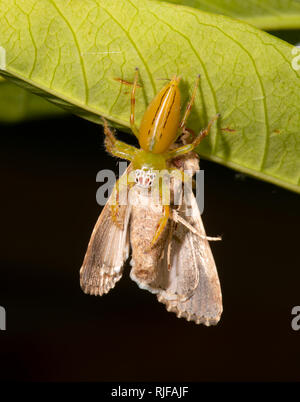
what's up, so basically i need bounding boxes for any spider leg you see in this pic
[109,169,135,228]
[102,117,138,161]
[130,68,140,138]
[150,177,170,246]
[179,74,200,130]
[164,113,220,160]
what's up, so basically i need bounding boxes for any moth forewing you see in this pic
[157,191,223,326]
[163,157,222,325]
[80,166,132,296]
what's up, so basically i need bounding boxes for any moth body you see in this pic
[129,186,169,284]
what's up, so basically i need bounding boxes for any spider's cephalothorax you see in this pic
[103,68,219,245]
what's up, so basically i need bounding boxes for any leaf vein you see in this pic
[188,13,270,170]
[50,46,61,89]
[26,14,37,79]
[48,0,89,104]
[100,3,156,95]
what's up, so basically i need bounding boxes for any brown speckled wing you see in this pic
[156,192,223,325]
[134,188,222,326]
[80,169,131,296]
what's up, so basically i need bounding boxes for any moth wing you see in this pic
[153,192,222,326]
[80,166,132,296]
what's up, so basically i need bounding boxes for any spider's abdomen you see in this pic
[138,76,181,154]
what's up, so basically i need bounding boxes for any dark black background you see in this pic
[0,113,299,382]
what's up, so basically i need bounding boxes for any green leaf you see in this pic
[160,0,300,30]
[0,0,300,193]
[0,77,66,123]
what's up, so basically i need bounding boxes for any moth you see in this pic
[80,69,223,325]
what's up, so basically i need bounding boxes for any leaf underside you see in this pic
[0,77,66,123]
[0,0,299,193]
[160,0,300,30]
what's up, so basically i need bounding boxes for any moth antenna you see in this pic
[172,210,221,241]
[167,220,175,271]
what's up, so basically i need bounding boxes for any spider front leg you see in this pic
[150,168,192,246]
[109,170,135,227]
[102,117,138,225]
[130,68,140,138]
[102,117,138,161]
[150,177,170,247]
